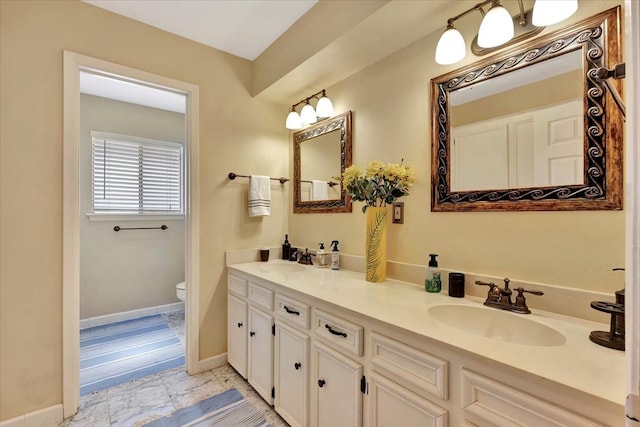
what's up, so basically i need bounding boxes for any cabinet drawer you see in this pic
[313,309,363,356]
[462,369,605,427]
[369,373,447,427]
[228,274,248,297]
[370,332,448,401]
[248,282,274,311]
[275,294,310,329]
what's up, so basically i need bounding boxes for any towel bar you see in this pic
[301,179,339,187]
[228,172,289,184]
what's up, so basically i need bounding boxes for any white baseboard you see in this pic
[189,352,228,375]
[0,404,63,427]
[80,302,184,329]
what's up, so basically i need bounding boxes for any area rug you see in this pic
[144,388,271,427]
[80,314,184,396]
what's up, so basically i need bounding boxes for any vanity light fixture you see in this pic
[285,89,334,130]
[435,0,577,66]
[532,0,578,26]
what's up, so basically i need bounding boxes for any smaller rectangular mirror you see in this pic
[294,111,352,213]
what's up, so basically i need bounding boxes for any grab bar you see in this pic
[114,225,168,232]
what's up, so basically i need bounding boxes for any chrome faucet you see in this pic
[475,278,543,314]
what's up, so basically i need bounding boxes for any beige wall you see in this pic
[288,1,625,294]
[451,70,584,127]
[0,0,288,420]
[79,95,186,319]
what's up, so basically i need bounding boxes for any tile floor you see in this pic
[61,311,288,426]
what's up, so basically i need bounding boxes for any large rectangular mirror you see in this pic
[431,7,623,211]
[293,111,352,213]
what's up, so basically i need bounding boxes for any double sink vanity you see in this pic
[227,260,624,426]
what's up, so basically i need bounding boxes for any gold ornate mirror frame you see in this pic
[293,111,352,213]
[431,7,623,212]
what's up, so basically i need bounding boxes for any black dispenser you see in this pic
[589,268,625,351]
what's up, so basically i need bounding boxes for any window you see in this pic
[91,132,184,215]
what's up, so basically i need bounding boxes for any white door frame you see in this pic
[626,1,640,424]
[62,51,200,418]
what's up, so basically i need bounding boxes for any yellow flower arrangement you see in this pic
[339,160,415,213]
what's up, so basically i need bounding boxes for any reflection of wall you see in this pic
[79,94,186,319]
[299,130,341,201]
[288,2,624,299]
[451,70,583,127]
[1,1,288,419]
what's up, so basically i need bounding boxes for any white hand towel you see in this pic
[249,175,271,217]
[311,180,329,201]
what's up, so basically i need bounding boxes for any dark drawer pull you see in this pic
[294,362,301,370]
[249,331,255,337]
[318,379,326,388]
[237,322,243,328]
[325,324,347,338]
[284,305,300,316]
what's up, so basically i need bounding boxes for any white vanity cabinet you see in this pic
[247,282,275,405]
[368,332,448,427]
[227,293,248,378]
[274,322,309,427]
[274,294,311,427]
[227,274,249,378]
[311,341,363,427]
[227,266,624,427]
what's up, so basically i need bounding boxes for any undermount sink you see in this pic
[428,304,566,347]
[258,263,307,274]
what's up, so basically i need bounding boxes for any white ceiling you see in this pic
[82,0,318,60]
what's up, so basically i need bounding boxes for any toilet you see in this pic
[176,281,185,302]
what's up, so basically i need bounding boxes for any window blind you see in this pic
[92,133,183,214]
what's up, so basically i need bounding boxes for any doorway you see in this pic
[63,51,200,418]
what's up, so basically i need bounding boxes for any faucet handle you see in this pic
[513,287,544,314]
[475,280,500,302]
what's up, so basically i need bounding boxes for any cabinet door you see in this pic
[311,342,362,427]
[274,322,309,427]
[369,373,447,427]
[248,305,274,405]
[227,293,248,378]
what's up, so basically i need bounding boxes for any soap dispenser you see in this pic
[330,240,340,270]
[316,243,328,268]
[282,234,291,260]
[425,254,441,293]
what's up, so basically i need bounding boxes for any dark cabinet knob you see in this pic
[294,362,301,370]
[318,379,326,388]
[249,331,255,337]
[237,322,243,328]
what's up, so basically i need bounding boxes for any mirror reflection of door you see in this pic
[299,129,342,201]
[449,50,583,192]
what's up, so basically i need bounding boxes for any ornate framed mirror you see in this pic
[431,7,623,212]
[293,111,352,213]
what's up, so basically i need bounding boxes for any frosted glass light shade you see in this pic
[532,0,578,26]
[435,27,466,65]
[286,110,302,130]
[315,95,334,118]
[477,5,514,48]
[300,103,317,124]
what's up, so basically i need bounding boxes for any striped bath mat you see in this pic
[80,314,184,395]
[144,388,270,427]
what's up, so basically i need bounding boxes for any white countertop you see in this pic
[228,260,626,406]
